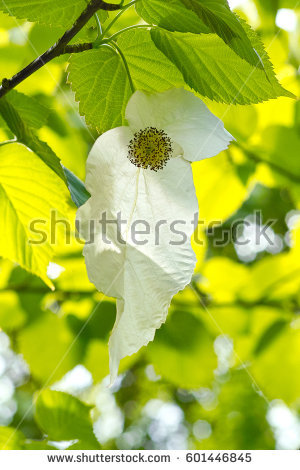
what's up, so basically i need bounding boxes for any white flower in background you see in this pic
[77,88,233,383]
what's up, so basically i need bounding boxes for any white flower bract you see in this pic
[76,88,233,383]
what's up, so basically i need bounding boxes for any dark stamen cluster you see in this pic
[128,127,173,171]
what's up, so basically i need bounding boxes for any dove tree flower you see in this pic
[77,88,233,383]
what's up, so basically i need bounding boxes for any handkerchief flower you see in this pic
[77,88,233,383]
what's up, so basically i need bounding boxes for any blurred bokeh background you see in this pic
[0,0,300,450]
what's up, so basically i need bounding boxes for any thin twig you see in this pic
[0,0,120,98]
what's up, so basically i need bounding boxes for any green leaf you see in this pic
[254,0,295,14]
[5,90,49,129]
[0,143,69,287]
[68,46,131,133]
[201,370,275,450]
[281,0,299,5]
[18,311,81,383]
[117,29,184,92]
[66,300,116,342]
[83,340,110,383]
[251,321,300,404]
[181,0,263,68]
[193,152,248,226]
[135,0,210,34]
[151,29,293,104]
[259,126,300,179]
[0,291,26,331]
[0,97,66,182]
[137,0,261,68]
[35,390,98,445]
[0,0,88,28]
[62,165,90,208]
[0,10,25,28]
[0,426,25,450]
[254,319,288,356]
[0,95,88,206]
[147,310,217,388]
[54,258,94,292]
[240,252,300,303]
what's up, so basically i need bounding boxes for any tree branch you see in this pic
[0,0,120,98]
[63,43,93,54]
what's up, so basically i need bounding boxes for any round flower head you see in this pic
[77,88,233,384]
[128,127,173,171]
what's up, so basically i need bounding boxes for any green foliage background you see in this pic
[0,0,299,450]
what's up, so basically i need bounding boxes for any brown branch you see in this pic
[0,0,120,98]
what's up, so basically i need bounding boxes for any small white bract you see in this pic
[77,88,233,383]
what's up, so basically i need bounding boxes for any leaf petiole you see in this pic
[95,24,152,47]
[94,12,103,37]
[96,0,141,45]
[111,41,135,93]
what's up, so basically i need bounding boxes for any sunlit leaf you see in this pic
[253,319,288,356]
[0,143,69,287]
[137,0,262,68]
[0,426,25,450]
[54,258,94,292]
[0,291,26,331]
[259,125,300,179]
[117,29,184,92]
[35,390,98,445]
[151,29,293,104]
[83,340,110,383]
[201,257,250,303]
[4,90,49,129]
[201,370,275,450]
[17,311,81,383]
[193,152,248,226]
[136,0,210,34]
[68,46,131,133]
[0,0,88,28]
[251,320,300,404]
[0,97,65,182]
[66,300,116,342]
[240,253,300,303]
[147,310,217,388]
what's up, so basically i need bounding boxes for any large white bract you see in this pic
[77,88,233,383]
